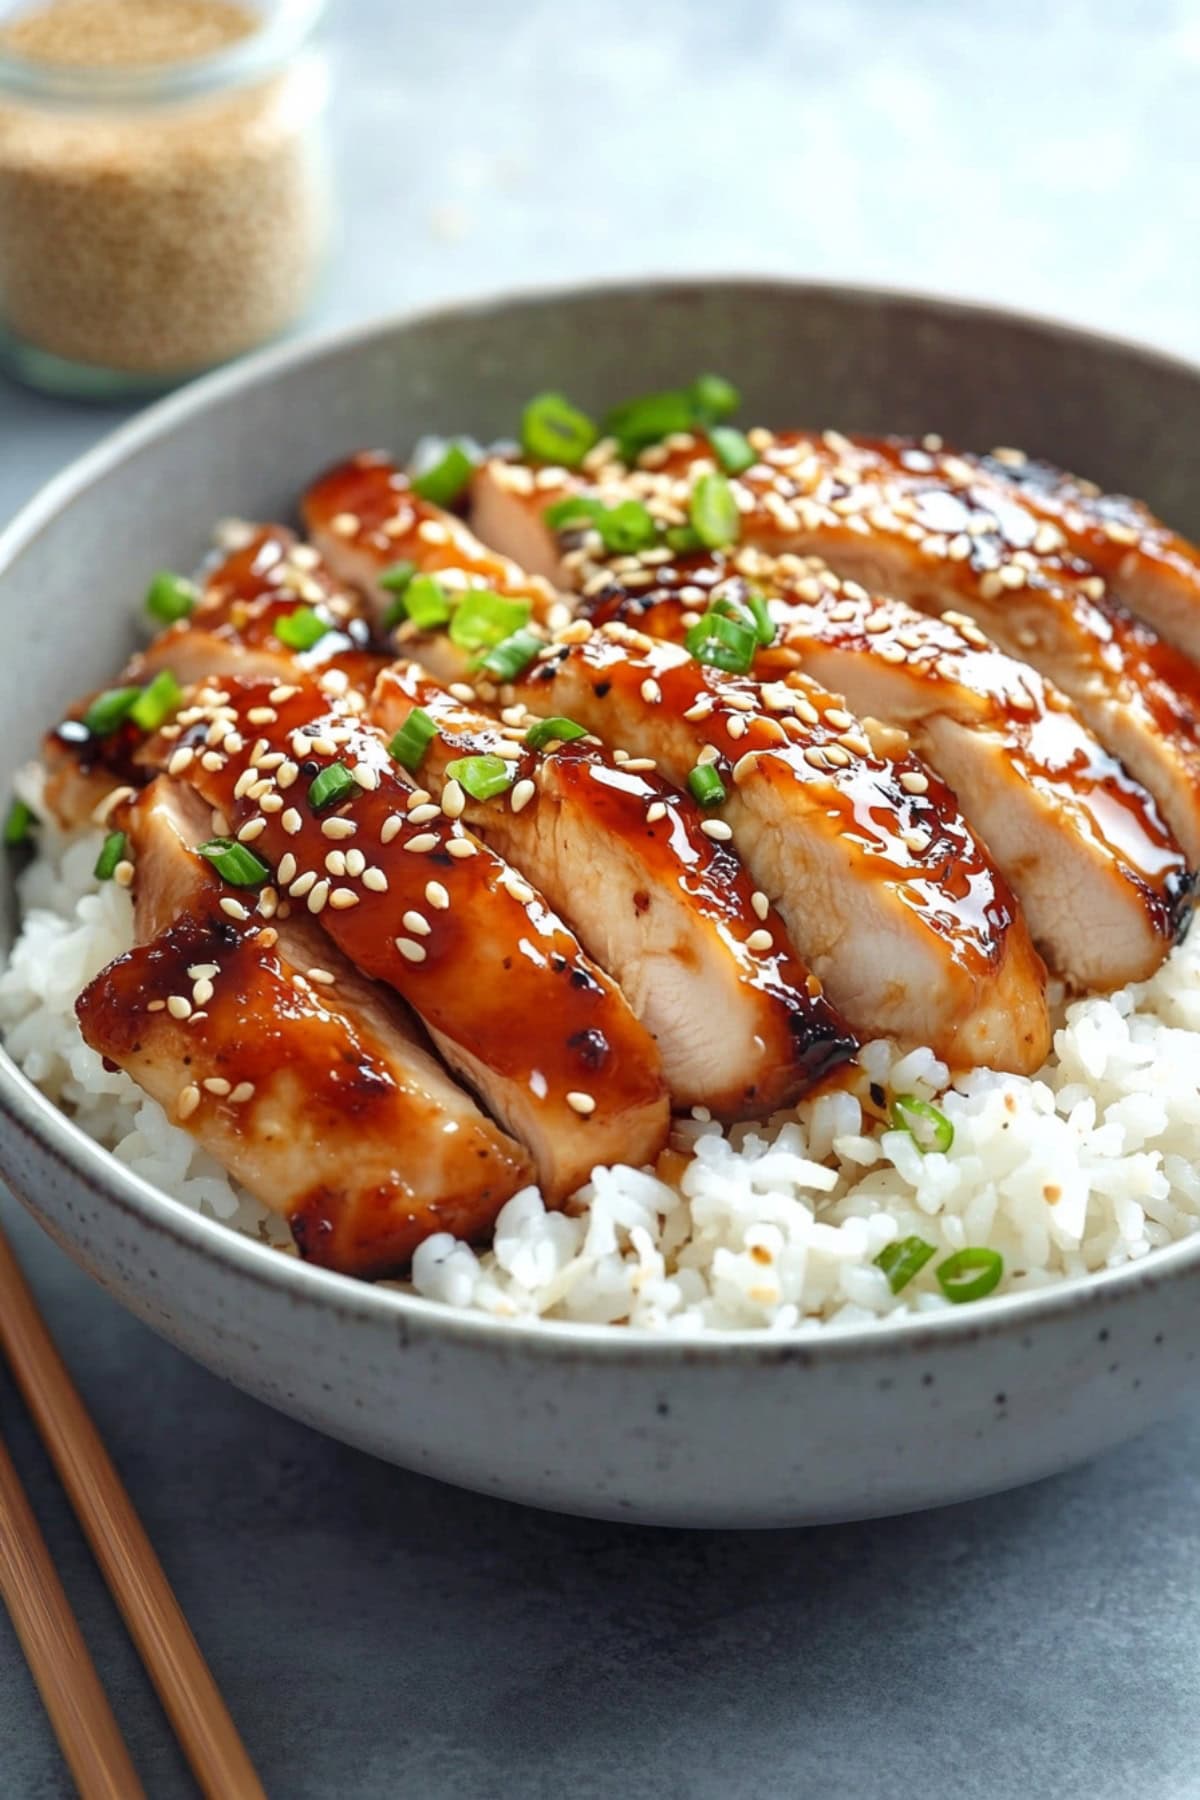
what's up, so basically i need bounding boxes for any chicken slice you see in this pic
[77,780,532,1275]
[370,661,856,1116]
[509,621,1050,1074]
[144,671,668,1197]
[472,438,1200,862]
[584,565,1191,988]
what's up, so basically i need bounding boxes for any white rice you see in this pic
[3,812,1199,1333]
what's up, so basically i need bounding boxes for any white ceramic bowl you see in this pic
[2,279,1198,1527]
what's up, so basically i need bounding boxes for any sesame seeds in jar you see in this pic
[0,0,328,395]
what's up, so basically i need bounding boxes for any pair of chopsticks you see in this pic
[0,1222,266,1798]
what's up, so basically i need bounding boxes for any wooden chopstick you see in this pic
[0,1225,267,1800]
[0,1429,145,1799]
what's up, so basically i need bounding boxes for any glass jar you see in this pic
[0,0,329,397]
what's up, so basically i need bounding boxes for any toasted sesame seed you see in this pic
[229,1082,255,1104]
[192,978,215,1006]
[446,837,477,859]
[258,887,279,920]
[696,744,720,767]
[406,803,441,825]
[824,707,854,730]
[219,897,249,921]
[237,818,267,842]
[247,706,277,726]
[351,762,380,792]
[307,880,330,914]
[256,927,278,948]
[177,1084,201,1120]
[342,847,364,877]
[510,778,536,814]
[276,760,299,789]
[307,967,336,985]
[203,1077,232,1096]
[362,866,388,893]
[380,815,403,844]
[978,571,1004,601]
[166,994,192,1020]
[701,819,733,840]
[424,880,450,911]
[167,746,195,777]
[640,678,662,705]
[289,870,317,897]
[803,746,828,771]
[281,808,303,835]
[646,801,667,823]
[731,751,759,784]
[566,1090,596,1116]
[329,887,359,910]
[111,859,134,888]
[902,827,931,854]
[449,682,477,703]
[269,684,301,704]
[395,936,427,963]
[324,849,347,876]
[405,788,432,810]
[440,780,466,819]
[402,909,431,937]
[623,757,657,773]
[899,770,930,795]
[1103,519,1139,546]
[200,751,225,772]
[823,745,851,768]
[1080,576,1106,601]
[502,870,536,904]
[684,698,715,722]
[404,832,439,854]
[331,512,360,536]
[146,998,166,1012]
[320,817,356,839]
[746,929,773,953]
[751,889,770,920]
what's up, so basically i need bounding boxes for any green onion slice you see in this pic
[743,590,775,646]
[524,715,587,751]
[665,524,704,555]
[196,837,270,887]
[94,830,126,882]
[687,764,726,808]
[403,575,453,632]
[596,499,657,554]
[379,561,417,629]
[3,798,35,848]
[81,686,141,737]
[388,707,438,773]
[145,570,197,625]
[274,605,330,653]
[521,393,599,468]
[543,495,606,533]
[874,1236,937,1295]
[684,607,758,674]
[603,387,697,458]
[690,470,741,550]
[444,754,515,801]
[688,373,740,423]
[935,1247,1004,1304]
[478,627,544,683]
[709,425,756,476]
[412,441,477,507]
[891,1094,955,1155]
[448,591,532,653]
[129,669,182,732]
[308,762,358,811]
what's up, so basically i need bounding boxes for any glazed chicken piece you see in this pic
[77,780,532,1274]
[509,621,1051,1073]
[578,564,1192,989]
[43,525,383,832]
[145,670,669,1197]
[471,437,1200,862]
[370,661,856,1116]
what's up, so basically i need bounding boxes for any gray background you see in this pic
[3,2,1200,1794]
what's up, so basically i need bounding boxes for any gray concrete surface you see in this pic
[3,1,1200,1793]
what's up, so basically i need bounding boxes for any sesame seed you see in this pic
[902,827,931,854]
[192,977,215,1006]
[646,801,667,823]
[307,880,330,914]
[320,817,356,839]
[168,746,195,776]
[1104,520,1139,546]
[640,678,662,705]
[510,778,536,814]
[177,1084,201,1120]
[351,762,380,792]
[425,880,450,910]
[276,761,299,789]
[258,887,278,920]
[824,708,854,730]
[731,752,759,785]
[331,512,360,536]
[247,706,277,726]
[746,929,773,953]
[229,1082,255,1104]
[329,887,360,910]
[362,867,388,892]
[898,769,930,796]
[502,870,536,904]
[256,927,278,948]
[566,1090,596,1116]
[402,909,431,936]
[823,745,851,768]
[219,897,249,921]
[203,1077,232,1096]
[344,848,365,877]
[200,751,225,772]
[446,837,477,859]
[751,890,770,920]
[146,998,166,1012]
[395,936,427,963]
[166,994,192,1020]
[727,716,748,740]
[701,819,733,840]
[449,683,477,703]
[696,743,720,767]
[307,967,336,985]
[237,818,267,842]
[406,788,432,810]
[380,815,403,844]
[623,757,657,773]
[281,808,303,835]
[404,832,439,854]
[978,571,1004,601]
[1080,576,1106,601]
[406,803,441,825]
[289,871,317,897]
[324,849,347,876]
[113,860,135,888]
[683,699,715,722]
[804,746,828,770]
[261,794,284,814]
[269,684,301,703]
[440,780,466,819]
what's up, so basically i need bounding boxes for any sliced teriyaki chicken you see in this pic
[143,670,669,1197]
[77,780,532,1274]
[472,436,1200,863]
[303,452,568,686]
[508,621,1050,1073]
[370,661,856,1116]
[43,525,384,832]
[579,564,1191,988]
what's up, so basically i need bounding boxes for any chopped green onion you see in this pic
[603,387,697,458]
[379,561,417,629]
[665,524,704,555]
[129,669,182,732]
[196,837,270,887]
[688,373,740,423]
[935,1247,1004,1304]
[444,754,515,801]
[687,764,726,808]
[478,627,543,682]
[94,830,126,881]
[308,762,358,811]
[597,499,657,555]
[544,495,605,532]
[388,706,438,773]
[709,425,756,476]
[145,570,197,625]
[521,393,598,468]
[743,590,776,646]
[448,591,532,653]
[4,799,35,848]
[874,1236,937,1295]
[274,605,330,653]
[524,715,587,751]
[891,1094,955,1154]
[81,686,141,737]
[690,470,741,550]
[403,575,452,632]
[684,607,758,674]
[412,441,477,506]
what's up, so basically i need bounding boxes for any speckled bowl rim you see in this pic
[2,273,1198,1366]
